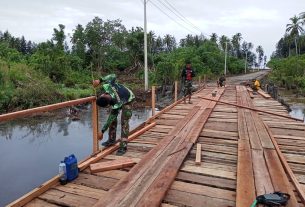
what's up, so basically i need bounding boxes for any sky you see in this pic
[0,0,304,58]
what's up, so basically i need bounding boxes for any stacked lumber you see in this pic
[93,88,224,207]
[236,86,301,207]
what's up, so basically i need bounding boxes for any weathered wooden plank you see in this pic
[236,139,256,207]
[71,173,117,190]
[24,198,60,207]
[181,165,236,180]
[176,171,236,190]
[195,144,201,165]
[164,189,235,207]
[54,183,107,199]
[90,158,136,173]
[264,149,299,207]
[39,189,97,207]
[251,149,274,195]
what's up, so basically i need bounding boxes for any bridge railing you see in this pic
[0,96,100,155]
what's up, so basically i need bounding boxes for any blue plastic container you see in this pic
[64,154,79,181]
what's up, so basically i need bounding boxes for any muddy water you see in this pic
[0,107,151,206]
[278,89,305,122]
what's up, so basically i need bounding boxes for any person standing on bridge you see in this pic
[217,74,226,87]
[92,74,135,156]
[181,60,196,104]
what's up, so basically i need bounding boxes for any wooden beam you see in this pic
[195,143,201,165]
[0,96,96,122]
[92,100,99,154]
[90,158,136,173]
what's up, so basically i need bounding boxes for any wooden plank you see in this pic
[195,143,201,165]
[258,89,271,99]
[170,181,235,201]
[39,189,97,207]
[244,111,262,150]
[236,139,256,207]
[24,198,60,207]
[54,183,107,199]
[265,118,305,204]
[176,171,236,190]
[90,158,136,173]
[181,165,236,180]
[164,189,235,207]
[264,149,299,207]
[251,149,274,195]
[71,173,117,190]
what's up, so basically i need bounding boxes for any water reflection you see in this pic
[0,106,151,206]
[289,105,305,122]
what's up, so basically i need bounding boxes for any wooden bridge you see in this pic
[5,84,305,207]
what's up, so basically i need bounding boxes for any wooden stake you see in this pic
[204,75,206,87]
[195,143,201,165]
[92,100,99,154]
[198,76,201,88]
[174,81,178,102]
[152,86,156,116]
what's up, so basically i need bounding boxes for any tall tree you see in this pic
[256,45,264,69]
[210,33,218,44]
[71,24,86,65]
[52,24,66,51]
[231,33,242,57]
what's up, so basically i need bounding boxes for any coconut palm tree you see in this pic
[231,33,242,57]
[256,45,264,69]
[210,33,218,43]
[286,15,304,55]
[286,15,304,36]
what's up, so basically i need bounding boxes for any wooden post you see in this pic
[152,86,156,116]
[204,75,206,87]
[174,81,178,102]
[198,76,201,88]
[92,100,99,154]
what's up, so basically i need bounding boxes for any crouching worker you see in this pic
[93,74,135,155]
[251,78,261,92]
[217,75,226,87]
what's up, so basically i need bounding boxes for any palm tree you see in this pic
[256,45,264,70]
[231,33,242,57]
[219,35,229,51]
[300,12,305,24]
[286,15,304,55]
[210,33,218,43]
[286,15,304,36]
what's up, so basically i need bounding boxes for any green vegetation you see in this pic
[1,17,264,113]
[268,12,305,94]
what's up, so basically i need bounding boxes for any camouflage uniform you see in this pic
[99,74,135,154]
[181,67,196,97]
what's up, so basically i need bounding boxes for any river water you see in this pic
[0,107,151,206]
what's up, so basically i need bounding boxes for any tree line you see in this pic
[268,12,305,92]
[0,16,265,112]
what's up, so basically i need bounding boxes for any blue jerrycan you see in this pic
[64,154,79,181]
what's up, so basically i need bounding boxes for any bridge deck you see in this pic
[11,86,305,207]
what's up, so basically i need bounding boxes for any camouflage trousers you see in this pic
[109,103,132,143]
[183,80,193,97]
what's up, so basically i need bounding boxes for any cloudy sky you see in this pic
[1,0,304,58]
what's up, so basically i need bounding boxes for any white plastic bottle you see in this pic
[59,161,67,185]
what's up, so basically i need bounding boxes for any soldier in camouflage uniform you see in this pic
[93,74,135,155]
[181,61,196,104]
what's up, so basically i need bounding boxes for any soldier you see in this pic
[93,74,135,155]
[181,61,196,104]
